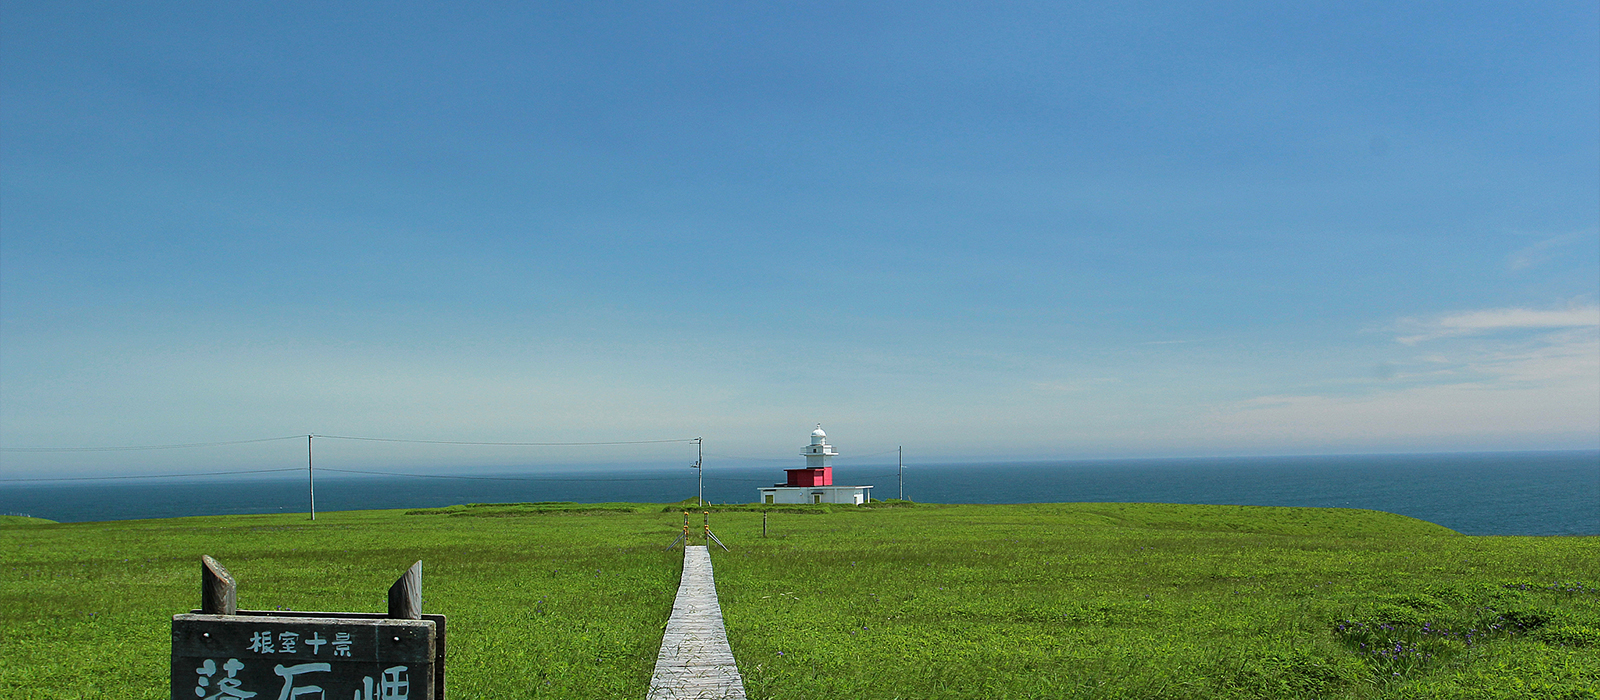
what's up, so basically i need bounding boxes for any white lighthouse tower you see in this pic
[756,424,872,506]
[802,424,837,467]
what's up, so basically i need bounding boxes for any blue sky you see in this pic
[2,2,1596,476]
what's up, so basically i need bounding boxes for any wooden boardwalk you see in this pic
[648,545,747,700]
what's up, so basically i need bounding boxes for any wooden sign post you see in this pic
[173,557,446,699]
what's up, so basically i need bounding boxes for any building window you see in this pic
[764,494,774,505]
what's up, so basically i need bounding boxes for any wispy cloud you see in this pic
[1136,337,1223,346]
[1202,327,1600,448]
[1033,378,1120,393]
[1188,305,1600,451]
[1509,231,1594,271]
[1396,305,1599,345]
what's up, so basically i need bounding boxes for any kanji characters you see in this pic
[352,666,410,700]
[194,658,257,700]
[332,632,353,657]
[272,662,330,700]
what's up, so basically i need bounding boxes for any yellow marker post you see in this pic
[703,510,729,551]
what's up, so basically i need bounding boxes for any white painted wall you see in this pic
[757,486,872,505]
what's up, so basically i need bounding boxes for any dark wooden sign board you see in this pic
[174,557,445,700]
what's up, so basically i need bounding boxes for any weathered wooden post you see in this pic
[666,512,689,549]
[703,511,729,551]
[389,561,422,620]
[762,510,768,538]
[200,555,236,615]
[173,556,446,699]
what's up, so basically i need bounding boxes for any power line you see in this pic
[0,467,901,486]
[1,433,697,452]
[313,435,698,447]
[3,434,908,488]
[702,453,792,463]
[315,467,692,482]
[0,468,305,482]
[3,466,715,484]
[833,448,904,462]
[704,447,903,464]
[0,436,306,453]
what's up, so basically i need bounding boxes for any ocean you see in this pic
[2,450,1595,536]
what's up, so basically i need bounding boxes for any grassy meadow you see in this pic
[1,501,1596,699]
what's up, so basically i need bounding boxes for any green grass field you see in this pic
[2,502,1596,699]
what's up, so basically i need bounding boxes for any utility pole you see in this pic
[694,437,704,507]
[898,445,903,501]
[307,435,316,521]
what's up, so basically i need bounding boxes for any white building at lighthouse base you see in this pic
[758,484,873,506]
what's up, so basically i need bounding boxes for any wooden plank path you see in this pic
[648,545,747,700]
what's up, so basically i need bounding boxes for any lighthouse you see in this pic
[756,424,873,506]
[803,424,837,467]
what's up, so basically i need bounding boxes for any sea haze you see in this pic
[2,451,1594,536]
